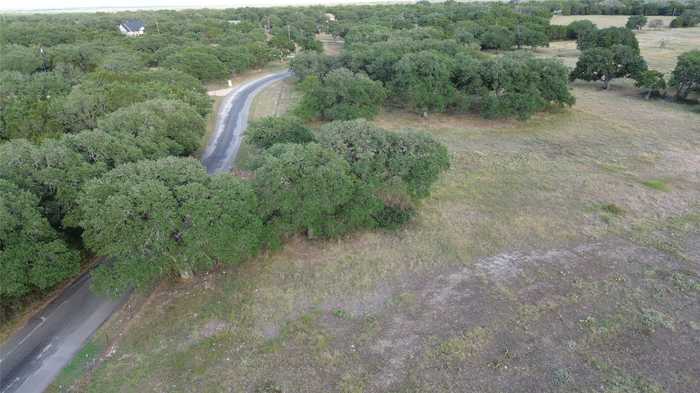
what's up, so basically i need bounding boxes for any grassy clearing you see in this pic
[544,15,700,74]
[53,22,700,393]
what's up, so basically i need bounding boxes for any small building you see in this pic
[323,13,336,22]
[118,20,145,37]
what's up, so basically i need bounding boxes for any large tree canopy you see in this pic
[391,50,456,114]
[97,99,205,157]
[570,45,647,89]
[296,68,387,120]
[78,157,263,295]
[0,179,79,299]
[670,50,700,99]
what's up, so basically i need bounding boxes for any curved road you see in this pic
[0,70,292,393]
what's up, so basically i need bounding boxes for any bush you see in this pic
[634,70,667,99]
[670,10,700,28]
[479,26,515,50]
[289,51,335,80]
[246,115,315,149]
[670,50,700,99]
[318,119,450,199]
[566,20,597,39]
[296,68,387,120]
[253,143,364,239]
[626,15,648,30]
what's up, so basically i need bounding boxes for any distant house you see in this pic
[323,13,336,22]
[118,20,145,37]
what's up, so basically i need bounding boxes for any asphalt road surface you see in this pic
[0,70,292,393]
[202,70,293,174]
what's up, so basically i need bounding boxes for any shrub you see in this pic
[290,51,335,80]
[626,15,648,30]
[566,20,597,40]
[479,26,515,50]
[253,143,367,239]
[318,119,450,200]
[296,68,387,120]
[634,70,667,99]
[670,50,700,99]
[246,115,315,149]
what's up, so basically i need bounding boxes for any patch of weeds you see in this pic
[265,311,329,355]
[436,326,492,363]
[670,271,700,292]
[332,308,351,319]
[49,340,104,392]
[606,372,666,393]
[387,292,417,308]
[255,381,283,393]
[641,179,670,192]
[339,372,366,393]
[639,308,674,335]
[579,315,625,340]
[589,357,667,393]
[600,203,625,223]
[552,368,573,385]
[488,348,514,370]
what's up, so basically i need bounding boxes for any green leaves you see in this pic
[670,50,700,99]
[392,50,456,114]
[253,143,358,239]
[0,179,79,298]
[77,157,264,295]
[571,45,647,89]
[246,115,315,150]
[296,68,387,121]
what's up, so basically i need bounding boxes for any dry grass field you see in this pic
[49,16,700,393]
[543,15,700,73]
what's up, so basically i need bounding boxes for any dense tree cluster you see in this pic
[535,0,700,17]
[252,119,449,240]
[293,47,574,120]
[296,68,387,120]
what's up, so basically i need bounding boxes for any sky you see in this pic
[0,0,401,12]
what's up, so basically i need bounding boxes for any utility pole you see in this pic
[287,24,291,41]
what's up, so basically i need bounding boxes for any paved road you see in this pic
[202,70,293,174]
[0,70,292,393]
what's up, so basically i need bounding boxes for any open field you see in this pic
[543,15,700,73]
[48,17,700,393]
[551,14,676,28]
